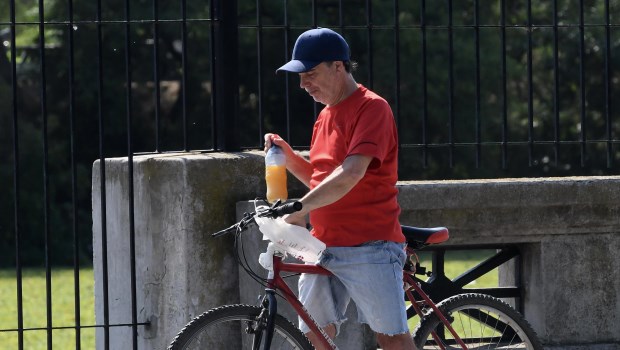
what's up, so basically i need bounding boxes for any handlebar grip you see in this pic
[272,201,302,217]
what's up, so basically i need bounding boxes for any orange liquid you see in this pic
[266,165,288,203]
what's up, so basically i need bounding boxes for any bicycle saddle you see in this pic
[401,226,449,247]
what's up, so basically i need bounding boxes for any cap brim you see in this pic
[276,60,321,73]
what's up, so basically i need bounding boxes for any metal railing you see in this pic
[1,0,619,349]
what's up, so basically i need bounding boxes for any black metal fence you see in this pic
[1,0,619,349]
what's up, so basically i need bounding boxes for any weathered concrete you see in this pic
[398,177,620,348]
[91,151,307,350]
[93,153,620,349]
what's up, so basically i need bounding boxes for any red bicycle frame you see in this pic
[265,251,468,350]
[266,254,336,349]
[403,246,468,350]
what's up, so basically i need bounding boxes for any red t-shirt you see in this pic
[308,85,404,247]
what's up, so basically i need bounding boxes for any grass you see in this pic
[416,249,500,286]
[0,250,501,349]
[0,268,96,350]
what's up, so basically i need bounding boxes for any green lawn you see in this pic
[0,268,96,350]
[416,249,500,286]
[0,250,502,349]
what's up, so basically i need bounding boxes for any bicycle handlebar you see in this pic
[271,201,303,217]
[211,201,303,238]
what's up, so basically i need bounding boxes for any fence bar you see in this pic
[579,0,587,166]
[453,246,520,289]
[527,0,534,166]
[95,0,110,347]
[123,0,139,346]
[311,0,317,28]
[257,0,265,144]
[209,0,217,150]
[338,0,344,32]
[336,0,345,133]
[153,0,162,151]
[605,0,613,167]
[500,0,508,169]
[420,0,428,168]
[393,0,401,129]
[213,0,239,151]
[311,0,318,118]
[283,0,291,142]
[448,0,454,168]
[366,0,374,89]
[474,0,481,168]
[67,0,82,348]
[9,0,24,348]
[36,0,54,347]
[553,0,560,166]
[181,0,189,151]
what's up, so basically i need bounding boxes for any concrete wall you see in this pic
[397,178,620,349]
[92,152,620,349]
[91,152,295,350]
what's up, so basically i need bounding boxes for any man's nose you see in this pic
[299,75,308,88]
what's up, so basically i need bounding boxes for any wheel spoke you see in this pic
[168,305,313,350]
[412,294,542,350]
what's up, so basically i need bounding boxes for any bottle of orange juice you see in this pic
[265,145,288,204]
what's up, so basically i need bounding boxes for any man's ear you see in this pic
[335,61,346,72]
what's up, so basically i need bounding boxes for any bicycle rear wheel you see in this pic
[167,304,313,350]
[413,293,543,350]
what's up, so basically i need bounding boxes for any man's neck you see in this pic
[328,75,358,107]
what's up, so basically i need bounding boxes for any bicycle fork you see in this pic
[248,290,278,350]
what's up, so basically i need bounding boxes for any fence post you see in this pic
[213,0,239,151]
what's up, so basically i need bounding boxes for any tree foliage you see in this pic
[0,0,618,266]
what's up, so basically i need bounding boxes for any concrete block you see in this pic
[398,176,620,346]
[539,234,620,345]
[93,152,267,349]
[398,177,620,243]
[93,152,620,349]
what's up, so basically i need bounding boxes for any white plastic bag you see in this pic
[258,243,277,271]
[255,216,325,262]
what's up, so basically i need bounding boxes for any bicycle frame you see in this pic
[264,250,468,350]
[266,254,336,350]
[206,205,477,350]
[403,264,468,350]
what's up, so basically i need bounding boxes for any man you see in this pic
[264,27,416,350]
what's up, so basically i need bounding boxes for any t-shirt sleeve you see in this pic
[347,98,395,169]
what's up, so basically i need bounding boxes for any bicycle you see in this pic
[167,200,543,350]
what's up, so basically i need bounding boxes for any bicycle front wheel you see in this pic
[167,304,313,350]
[413,293,543,350]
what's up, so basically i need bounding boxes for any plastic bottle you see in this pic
[265,145,288,203]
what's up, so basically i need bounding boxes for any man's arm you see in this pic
[284,154,372,225]
[284,151,313,188]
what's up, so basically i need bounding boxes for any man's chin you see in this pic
[310,96,326,105]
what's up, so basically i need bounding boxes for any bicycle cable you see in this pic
[232,199,300,301]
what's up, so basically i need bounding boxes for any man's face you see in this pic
[298,62,343,106]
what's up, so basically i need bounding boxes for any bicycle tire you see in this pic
[167,304,313,350]
[412,293,543,350]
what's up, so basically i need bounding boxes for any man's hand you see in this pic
[264,133,294,157]
[283,212,307,227]
[264,132,313,188]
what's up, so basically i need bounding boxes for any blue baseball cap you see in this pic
[277,28,350,73]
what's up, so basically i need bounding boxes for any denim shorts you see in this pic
[297,240,409,336]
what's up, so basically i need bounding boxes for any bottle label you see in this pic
[265,165,287,203]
